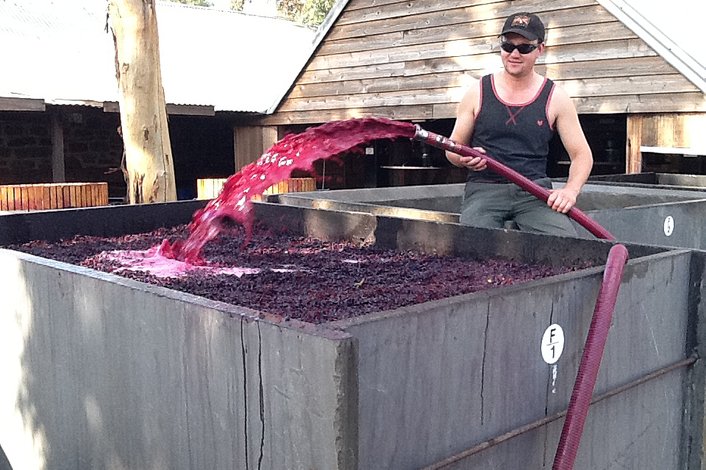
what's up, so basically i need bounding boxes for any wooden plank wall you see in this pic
[640,113,706,150]
[234,125,279,170]
[625,113,706,173]
[0,182,109,211]
[196,177,317,199]
[262,0,706,126]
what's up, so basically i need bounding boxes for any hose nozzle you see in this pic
[413,124,460,153]
[413,124,429,141]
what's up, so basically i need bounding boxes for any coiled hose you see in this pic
[413,126,629,470]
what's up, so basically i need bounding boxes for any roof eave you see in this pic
[264,0,352,116]
[597,0,706,94]
[0,96,46,112]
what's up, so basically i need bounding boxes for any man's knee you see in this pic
[517,215,577,236]
[460,209,505,229]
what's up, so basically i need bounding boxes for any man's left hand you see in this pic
[547,188,579,213]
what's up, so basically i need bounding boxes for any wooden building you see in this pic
[4,0,705,195]
[244,0,706,188]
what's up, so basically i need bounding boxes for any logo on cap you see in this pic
[511,15,531,28]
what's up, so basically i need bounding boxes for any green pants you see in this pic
[459,178,578,237]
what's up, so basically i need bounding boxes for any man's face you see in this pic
[500,33,543,77]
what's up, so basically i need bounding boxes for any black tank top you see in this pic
[467,74,556,183]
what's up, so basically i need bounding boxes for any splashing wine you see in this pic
[164,117,417,264]
[99,115,609,278]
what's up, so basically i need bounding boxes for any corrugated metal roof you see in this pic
[0,0,316,113]
[6,0,701,114]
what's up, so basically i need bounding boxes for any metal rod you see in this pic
[422,355,697,470]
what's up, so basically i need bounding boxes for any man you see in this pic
[446,12,592,236]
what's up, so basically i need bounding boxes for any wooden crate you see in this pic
[0,182,109,211]
[197,177,317,200]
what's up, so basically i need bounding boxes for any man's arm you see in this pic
[547,87,593,213]
[446,80,487,171]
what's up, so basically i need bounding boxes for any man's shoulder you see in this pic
[546,80,579,119]
[544,77,569,100]
[461,75,483,97]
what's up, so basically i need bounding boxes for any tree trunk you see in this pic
[108,0,177,203]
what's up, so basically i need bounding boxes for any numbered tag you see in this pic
[541,324,565,365]
[663,216,674,237]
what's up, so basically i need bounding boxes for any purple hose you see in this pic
[413,126,630,469]
[552,243,629,468]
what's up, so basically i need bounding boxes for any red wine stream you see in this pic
[152,117,416,269]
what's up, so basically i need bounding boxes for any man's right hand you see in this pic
[457,147,487,171]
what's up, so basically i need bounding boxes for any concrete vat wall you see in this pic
[275,183,706,250]
[274,182,706,213]
[587,172,706,191]
[1,202,705,469]
[0,251,357,470]
[334,250,694,468]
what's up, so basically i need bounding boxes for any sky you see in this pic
[210,0,278,15]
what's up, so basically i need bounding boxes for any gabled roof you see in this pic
[363,0,705,90]
[265,0,351,114]
[599,0,706,93]
[266,0,706,120]
[0,0,316,113]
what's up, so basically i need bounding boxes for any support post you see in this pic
[51,112,66,183]
[626,115,643,174]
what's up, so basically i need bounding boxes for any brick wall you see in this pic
[0,111,53,184]
[0,107,126,197]
[1,107,240,201]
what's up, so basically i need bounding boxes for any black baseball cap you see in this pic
[500,12,545,43]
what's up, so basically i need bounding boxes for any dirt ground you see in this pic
[8,224,580,323]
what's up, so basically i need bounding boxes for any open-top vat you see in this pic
[587,172,706,192]
[275,182,706,250]
[1,200,706,469]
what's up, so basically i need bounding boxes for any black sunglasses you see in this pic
[500,42,539,54]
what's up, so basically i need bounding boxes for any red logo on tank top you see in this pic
[537,120,544,127]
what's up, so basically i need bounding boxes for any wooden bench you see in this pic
[197,177,317,200]
[0,182,109,211]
